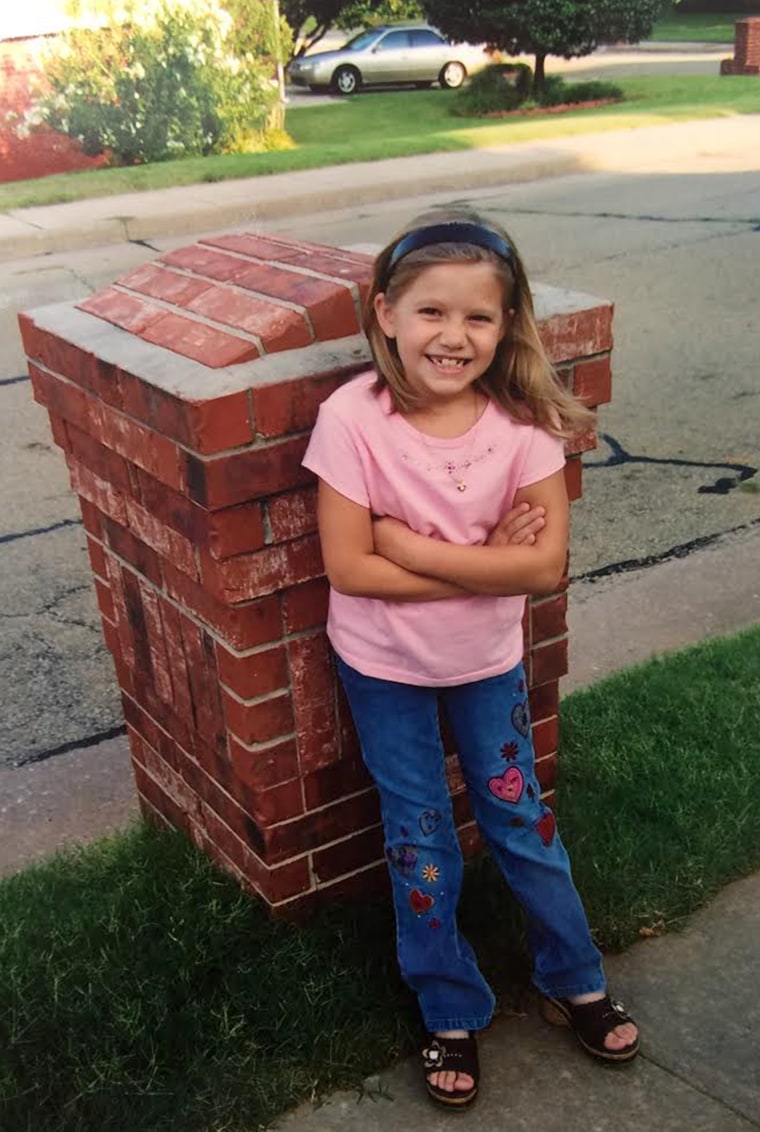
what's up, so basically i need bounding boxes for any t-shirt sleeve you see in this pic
[517,426,566,489]
[302,397,371,509]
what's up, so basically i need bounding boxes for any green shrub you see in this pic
[451,62,533,117]
[41,0,285,165]
[539,76,624,106]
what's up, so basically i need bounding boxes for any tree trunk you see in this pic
[533,52,546,100]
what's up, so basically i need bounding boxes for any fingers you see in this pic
[487,502,546,547]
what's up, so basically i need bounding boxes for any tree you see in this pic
[422,0,663,95]
[283,0,421,55]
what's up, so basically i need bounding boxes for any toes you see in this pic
[454,1073,474,1091]
[604,1022,639,1051]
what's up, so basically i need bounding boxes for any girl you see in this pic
[302,207,638,1109]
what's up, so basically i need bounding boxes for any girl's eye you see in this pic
[469,314,493,323]
[419,307,441,316]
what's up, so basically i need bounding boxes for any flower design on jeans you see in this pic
[421,863,440,884]
[501,740,519,761]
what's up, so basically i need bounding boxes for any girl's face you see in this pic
[374,262,507,409]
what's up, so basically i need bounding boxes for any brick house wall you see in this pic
[19,232,613,916]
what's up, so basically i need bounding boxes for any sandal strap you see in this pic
[563,995,636,1046]
[422,1034,479,1080]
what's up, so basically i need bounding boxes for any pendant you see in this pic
[456,482,467,492]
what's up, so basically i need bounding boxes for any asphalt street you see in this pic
[1,152,759,770]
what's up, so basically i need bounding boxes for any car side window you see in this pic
[410,30,444,47]
[375,31,412,51]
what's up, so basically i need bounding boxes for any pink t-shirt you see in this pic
[302,370,565,686]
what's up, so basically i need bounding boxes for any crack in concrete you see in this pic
[0,518,82,547]
[637,1050,760,1129]
[10,724,128,769]
[587,433,758,495]
[0,374,30,388]
[480,203,759,226]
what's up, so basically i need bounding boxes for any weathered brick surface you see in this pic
[21,233,613,915]
[721,17,760,74]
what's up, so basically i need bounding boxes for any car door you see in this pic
[365,29,413,84]
[408,28,447,81]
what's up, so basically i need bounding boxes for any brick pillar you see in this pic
[19,233,612,915]
[721,17,760,75]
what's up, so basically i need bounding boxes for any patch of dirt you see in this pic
[482,98,621,119]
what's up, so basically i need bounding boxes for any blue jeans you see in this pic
[336,656,604,1033]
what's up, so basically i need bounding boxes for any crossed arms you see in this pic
[316,467,568,602]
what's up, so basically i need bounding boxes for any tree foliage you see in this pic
[422,0,663,92]
[283,0,422,54]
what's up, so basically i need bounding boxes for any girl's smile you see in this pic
[374,262,507,408]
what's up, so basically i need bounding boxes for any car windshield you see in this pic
[341,30,381,52]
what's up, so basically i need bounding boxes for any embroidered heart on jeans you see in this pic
[511,701,530,737]
[419,809,441,837]
[409,888,435,915]
[535,809,556,847]
[488,766,524,804]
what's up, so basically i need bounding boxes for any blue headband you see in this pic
[385,222,515,280]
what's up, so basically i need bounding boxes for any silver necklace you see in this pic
[408,394,485,493]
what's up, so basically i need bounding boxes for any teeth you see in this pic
[429,356,468,368]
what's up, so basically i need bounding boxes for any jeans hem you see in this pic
[423,1014,493,1033]
[533,976,606,999]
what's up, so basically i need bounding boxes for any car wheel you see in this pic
[440,61,466,89]
[332,66,361,95]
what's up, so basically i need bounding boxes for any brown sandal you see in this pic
[541,994,640,1063]
[422,1033,479,1108]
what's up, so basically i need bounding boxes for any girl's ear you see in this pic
[499,307,516,342]
[373,292,396,338]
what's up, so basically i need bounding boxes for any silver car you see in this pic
[287,24,494,95]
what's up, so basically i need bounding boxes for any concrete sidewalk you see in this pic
[2,115,759,260]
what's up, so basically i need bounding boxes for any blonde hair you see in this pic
[364,206,594,439]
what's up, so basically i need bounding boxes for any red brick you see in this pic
[134,763,194,838]
[200,533,323,603]
[158,598,195,727]
[540,304,614,365]
[457,822,483,859]
[564,457,582,502]
[118,262,212,306]
[86,535,108,579]
[302,754,372,810]
[94,577,114,622]
[140,310,259,368]
[532,638,568,686]
[29,362,92,432]
[288,632,338,773]
[245,775,304,826]
[572,355,612,407]
[78,288,165,334]
[206,501,267,560]
[204,234,372,277]
[63,419,132,493]
[532,715,558,760]
[71,461,128,532]
[223,689,294,746]
[119,368,254,454]
[124,496,198,578]
[186,435,311,509]
[531,593,568,645]
[198,802,312,902]
[311,825,384,885]
[160,245,252,281]
[139,580,174,704]
[251,372,344,439]
[528,680,559,724]
[20,318,119,409]
[216,641,289,700]
[565,425,598,458]
[267,487,319,543]
[101,516,163,587]
[79,498,104,537]
[229,735,300,791]
[162,562,282,650]
[186,287,312,353]
[180,619,227,751]
[129,729,203,821]
[264,788,380,862]
[48,412,69,451]
[536,753,558,793]
[228,261,361,342]
[308,861,390,906]
[281,577,329,635]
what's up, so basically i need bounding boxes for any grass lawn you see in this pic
[1,74,758,212]
[650,9,743,43]
[2,626,760,1132]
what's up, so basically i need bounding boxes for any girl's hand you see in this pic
[372,515,419,568]
[486,503,546,547]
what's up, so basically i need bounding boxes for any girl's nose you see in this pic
[438,317,467,348]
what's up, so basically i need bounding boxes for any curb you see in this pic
[0,149,583,261]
